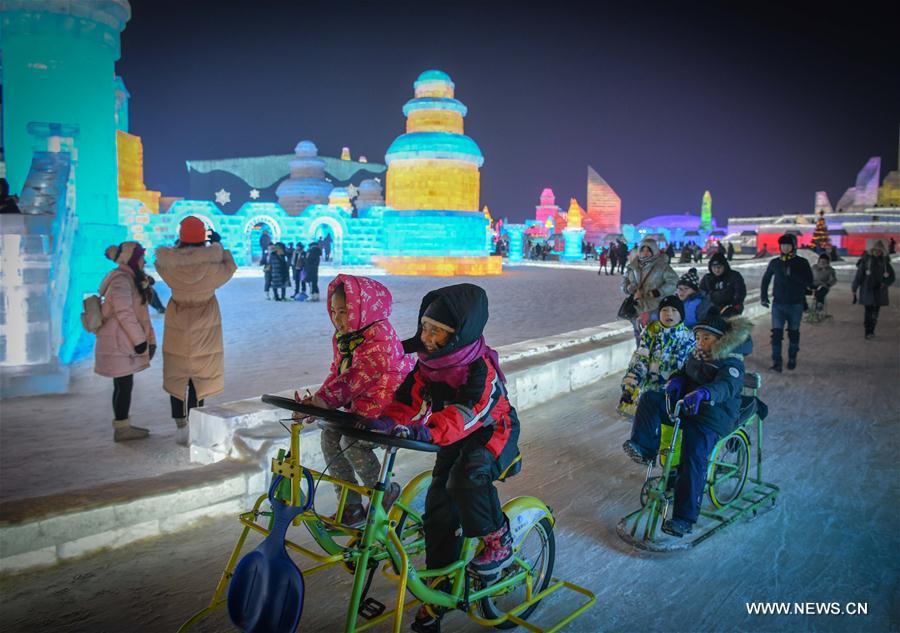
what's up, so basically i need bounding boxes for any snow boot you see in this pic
[411,605,442,633]
[622,440,653,465]
[310,292,320,302]
[770,328,783,372]
[469,518,513,580]
[329,503,366,527]
[786,330,800,370]
[661,517,693,538]
[113,418,149,442]
[295,292,308,302]
[787,357,797,371]
[381,482,401,511]
[175,417,189,446]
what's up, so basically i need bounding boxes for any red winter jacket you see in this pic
[316,275,414,418]
[381,353,513,459]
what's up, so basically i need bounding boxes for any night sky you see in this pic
[119,0,900,224]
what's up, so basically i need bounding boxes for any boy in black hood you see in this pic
[699,252,747,317]
[371,284,520,633]
[760,233,813,371]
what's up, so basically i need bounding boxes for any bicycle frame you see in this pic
[181,418,596,632]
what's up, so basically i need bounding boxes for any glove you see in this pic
[760,298,770,308]
[134,341,148,355]
[208,230,222,243]
[683,388,710,415]
[665,376,686,400]
[368,416,398,433]
[392,423,432,443]
[148,344,157,361]
[852,292,857,305]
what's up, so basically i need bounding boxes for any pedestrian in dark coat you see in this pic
[268,243,290,301]
[291,243,306,298]
[608,241,618,273]
[726,242,735,261]
[700,252,747,317]
[851,240,895,339]
[617,240,628,274]
[304,241,323,301]
[760,233,813,371]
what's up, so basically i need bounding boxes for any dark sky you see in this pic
[119,0,899,224]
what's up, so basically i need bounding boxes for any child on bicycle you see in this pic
[370,283,520,633]
[674,268,714,328]
[652,314,750,538]
[811,253,837,314]
[620,295,696,461]
[294,274,412,525]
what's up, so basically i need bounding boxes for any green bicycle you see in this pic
[180,396,595,632]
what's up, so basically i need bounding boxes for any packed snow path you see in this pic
[1,285,896,632]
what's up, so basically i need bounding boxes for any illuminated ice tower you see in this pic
[1,0,132,364]
[380,70,497,275]
[701,190,713,231]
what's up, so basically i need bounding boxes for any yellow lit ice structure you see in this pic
[381,70,497,275]
[117,130,160,214]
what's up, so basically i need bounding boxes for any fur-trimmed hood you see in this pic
[711,316,752,359]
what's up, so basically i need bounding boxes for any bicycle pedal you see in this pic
[359,597,386,619]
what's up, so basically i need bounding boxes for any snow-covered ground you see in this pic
[3,266,678,501]
[1,286,896,632]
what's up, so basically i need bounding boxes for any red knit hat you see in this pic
[179,216,207,244]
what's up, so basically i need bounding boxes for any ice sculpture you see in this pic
[276,141,334,214]
[378,70,496,275]
[701,191,713,231]
[585,166,622,239]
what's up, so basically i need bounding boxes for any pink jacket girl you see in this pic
[314,274,413,416]
[93,241,156,442]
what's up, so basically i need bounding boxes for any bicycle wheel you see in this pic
[708,430,750,508]
[478,518,555,629]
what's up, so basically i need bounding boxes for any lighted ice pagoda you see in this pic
[377,70,498,275]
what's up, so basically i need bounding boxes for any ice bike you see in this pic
[617,372,780,552]
[180,396,595,632]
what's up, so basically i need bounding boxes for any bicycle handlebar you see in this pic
[261,394,441,453]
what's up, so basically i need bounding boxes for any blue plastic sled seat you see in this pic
[227,472,314,633]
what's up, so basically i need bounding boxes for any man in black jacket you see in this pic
[760,234,813,371]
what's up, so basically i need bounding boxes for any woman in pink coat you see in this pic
[94,242,157,442]
[294,274,413,525]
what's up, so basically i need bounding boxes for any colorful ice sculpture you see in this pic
[701,190,712,230]
[1,0,132,365]
[562,199,586,260]
[585,166,621,240]
[276,141,334,214]
[379,70,497,275]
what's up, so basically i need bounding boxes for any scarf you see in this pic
[692,347,713,362]
[335,321,378,374]
[417,336,506,389]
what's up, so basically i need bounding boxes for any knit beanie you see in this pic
[693,314,728,338]
[105,241,145,268]
[421,297,457,333]
[658,294,685,322]
[179,216,207,244]
[677,267,700,290]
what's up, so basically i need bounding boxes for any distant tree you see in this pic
[811,211,830,250]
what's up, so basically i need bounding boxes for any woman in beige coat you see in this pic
[155,216,237,445]
[94,241,156,442]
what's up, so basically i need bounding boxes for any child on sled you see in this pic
[627,313,751,538]
[620,295,695,460]
[293,274,412,525]
[369,283,520,633]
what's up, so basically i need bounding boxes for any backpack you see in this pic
[81,295,104,333]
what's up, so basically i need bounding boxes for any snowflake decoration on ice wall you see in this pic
[249,189,260,200]
[214,189,231,205]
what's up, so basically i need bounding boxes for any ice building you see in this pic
[378,70,498,275]
[585,166,622,240]
[0,0,131,394]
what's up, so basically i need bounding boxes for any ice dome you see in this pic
[294,140,318,157]
[638,214,702,230]
[417,69,452,82]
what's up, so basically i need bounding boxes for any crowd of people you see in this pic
[260,236,327,301]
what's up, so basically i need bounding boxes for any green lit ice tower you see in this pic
[0,0,131,362]
[700,190,712,231]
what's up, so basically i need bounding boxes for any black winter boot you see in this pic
[770,329,783,372]
[787,329,800,370]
